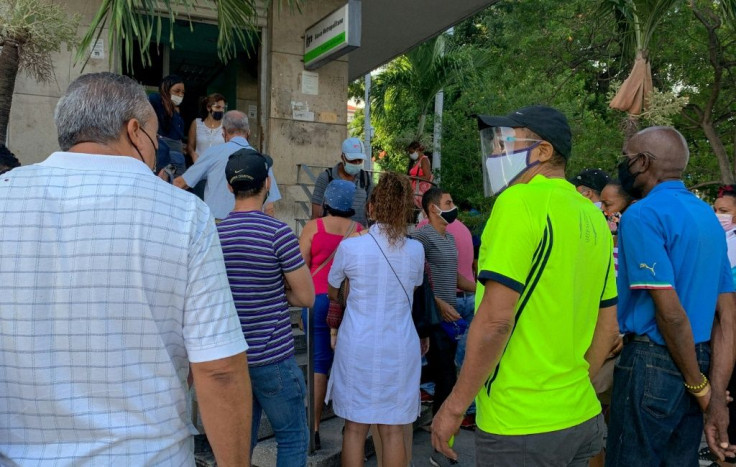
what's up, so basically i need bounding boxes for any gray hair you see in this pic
[222,110,250,135]
[54,72,153,151]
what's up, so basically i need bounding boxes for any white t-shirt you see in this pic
[0,152,247,465]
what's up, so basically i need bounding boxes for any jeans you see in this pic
[606,339,711,467]
[300,294,334,375]
[454,292,476,415]
[249,356,308,466]
[476,414,605,466]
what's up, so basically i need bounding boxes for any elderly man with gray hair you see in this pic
[174,110,281,220]
[0,72,252,465]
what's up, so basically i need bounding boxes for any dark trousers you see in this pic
[427,325,457,415]
[606,339,710,467]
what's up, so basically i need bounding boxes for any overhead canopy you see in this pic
[347,0,499,80]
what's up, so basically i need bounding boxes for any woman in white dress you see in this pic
[327,172,425,467]
[186,93,227,162]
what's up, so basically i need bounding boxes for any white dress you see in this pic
[326,224,425,424]
[194,118,225,156]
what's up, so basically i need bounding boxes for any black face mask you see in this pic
[618,159,644,199]
[211,111,224,121]
[436,205,459,224]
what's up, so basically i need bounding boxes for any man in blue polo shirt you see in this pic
[607,126,736,465]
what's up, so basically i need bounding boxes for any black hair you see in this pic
[0,144,20,173]
[421,186,445,216]
[233,177,267,200]
[607,179,633,204]
[324,204,355,218]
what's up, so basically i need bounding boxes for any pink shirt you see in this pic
[417,218,475,289]
[310,218,362,294]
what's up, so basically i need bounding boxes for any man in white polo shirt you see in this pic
[0,72,252,465]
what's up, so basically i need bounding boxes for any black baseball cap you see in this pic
[571,168,610,192]
[225,148,273,191]
[477,105,572,159]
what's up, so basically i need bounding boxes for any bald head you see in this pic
[625,126,689,176]
[222,110,250,136]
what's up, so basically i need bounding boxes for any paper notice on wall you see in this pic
[248,105,257,119]
[301,71,319,95]
[292,101,315,122]
[90,40,105,60]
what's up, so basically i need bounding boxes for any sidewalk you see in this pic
[365,427,476,466]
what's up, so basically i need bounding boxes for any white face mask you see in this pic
[594,201,603,209]
[170,95,183,106]
[484,141,541,195]
[716,213,734,231]
[409,152,419,161]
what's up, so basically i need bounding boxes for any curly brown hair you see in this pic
[369,172,414,246]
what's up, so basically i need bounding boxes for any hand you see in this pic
[420,337,430,357]
[157,168,168,181]
[440,303,462,322]
[608,335,623,358]
[430,400,463,461]
[297,317,304,331]
[704,394,736,461]
[330,332,337,350]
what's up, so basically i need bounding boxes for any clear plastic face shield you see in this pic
[480,126,542,196]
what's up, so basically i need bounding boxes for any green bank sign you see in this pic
[304,0,361,70]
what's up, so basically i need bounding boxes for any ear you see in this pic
[227,184,234,194]
[534,140,555,163]
[265,176,272,192]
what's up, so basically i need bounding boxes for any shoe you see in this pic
[429,451,458,466]
[421,389,434,404]
[314,431,321,451]
[460,413,476,431]
[699,447,716,466]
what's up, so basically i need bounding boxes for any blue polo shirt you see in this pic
[617,181,734,345]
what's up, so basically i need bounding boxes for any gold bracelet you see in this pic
[684,373,708,392]
[691,382,711,398]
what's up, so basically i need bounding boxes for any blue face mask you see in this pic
[343,159,363,175]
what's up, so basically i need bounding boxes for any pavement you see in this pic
[365,427,476,466]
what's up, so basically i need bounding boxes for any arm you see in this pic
[435,296,462,322]
[650,289,705,390]
[311,203,323,220]
[457,272,476,293]
[431,280,518,459]
[298,221,317,269]
[191,352,252,466]
[310,172,328,219]
[173,176,189,190]
[419,156,432,181]
[188,121,199,162]
[705,292,736,460]
[584,305,620,380]
[284,264,315,308]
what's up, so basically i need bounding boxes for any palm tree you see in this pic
[0,0,78,145]
[78,0,300,70]
[603,0,681,137]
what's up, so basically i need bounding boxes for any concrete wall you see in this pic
[264,1,349,230]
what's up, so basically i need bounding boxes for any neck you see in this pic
[429,215,447,235]
[67,142,140,161]
[225,133,247,143]
[204,116,220,127]
[232,194,265,212]
[642,177,679,197]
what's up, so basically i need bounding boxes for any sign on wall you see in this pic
[304,0,361,70]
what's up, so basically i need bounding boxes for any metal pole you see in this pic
[363,73,372,171]
[307,306,315,454]
[433,88,443,179]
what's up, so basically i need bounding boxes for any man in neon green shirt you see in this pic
[431,106,620,465]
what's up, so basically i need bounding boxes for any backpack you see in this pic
[325,166,371,191]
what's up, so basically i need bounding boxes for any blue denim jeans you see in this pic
[249,356,308,466]
[606,339,710,467]
[455,292,476,415]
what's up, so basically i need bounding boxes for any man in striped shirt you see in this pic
[217,148,315,465]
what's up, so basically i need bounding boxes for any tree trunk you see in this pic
[702,120,735,184]
[0,37,21,146]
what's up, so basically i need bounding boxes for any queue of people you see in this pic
[3,71,736,467]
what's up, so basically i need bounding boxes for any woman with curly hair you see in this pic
[326,172,426,466]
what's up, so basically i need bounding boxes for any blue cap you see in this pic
[324,180,356,212]
[341,137,365,161]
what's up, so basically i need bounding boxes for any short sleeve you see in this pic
[618,206,675,290]
[274,225,305,273]
[265,168,282,204]
[311,170,329,205]
[476,188,538,293]
[183,206,248,363]
[600,239,618,307]
[182,147,216,187]
[328,242,347,288]
[719,248,735,293]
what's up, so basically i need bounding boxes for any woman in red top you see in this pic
[406,141,433,209]
[299,180,362,450]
